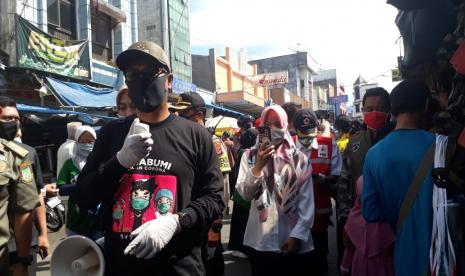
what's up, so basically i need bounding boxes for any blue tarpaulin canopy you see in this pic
[206,103,243,117]
[17,103,116,124]
[46,77,117,108]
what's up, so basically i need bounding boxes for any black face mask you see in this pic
[0,121,18,141]
[127,75,167,113]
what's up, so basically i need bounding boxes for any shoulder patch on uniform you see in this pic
[2,141,28,158]
[20,162,34,184]
[352,142,360,153]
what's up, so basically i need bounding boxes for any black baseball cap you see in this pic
[116,41,171,72]
[293,108,319,134]
[168,92,205,110]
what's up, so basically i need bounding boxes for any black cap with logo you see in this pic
[168,92,205,110]
[293,108,319,134]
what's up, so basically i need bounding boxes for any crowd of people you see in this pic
[0,39,464,276]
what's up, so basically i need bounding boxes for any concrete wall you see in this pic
[353,83,378,118]
[249,52,313,100]
[0,1,17,65]
[192,53,216,92]
[137,0,163,47]
[216,62,229,93]
[113,0,138,57]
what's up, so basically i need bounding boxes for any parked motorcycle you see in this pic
[46,196,65,232]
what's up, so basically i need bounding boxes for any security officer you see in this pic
[0,97,38,276]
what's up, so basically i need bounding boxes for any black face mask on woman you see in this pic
[0,121,19,141]
[126,75,167,113]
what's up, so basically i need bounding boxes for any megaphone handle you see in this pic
[71,250,99,274]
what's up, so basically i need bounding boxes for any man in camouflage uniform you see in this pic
[0,98,38,276]
[335,88,393,263]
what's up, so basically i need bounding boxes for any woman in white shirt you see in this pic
[235,105,315,276]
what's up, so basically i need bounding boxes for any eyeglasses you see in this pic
[124,68,167,82]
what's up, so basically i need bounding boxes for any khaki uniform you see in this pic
[336,130,373,222]
[0,139,38,273]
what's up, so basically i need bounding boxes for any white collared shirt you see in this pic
[235,151,315,253]
[296,137,343,176]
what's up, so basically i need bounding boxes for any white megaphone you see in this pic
[51,235,105,276]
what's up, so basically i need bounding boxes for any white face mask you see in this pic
[14,137,22,143]
[76,143,94,156]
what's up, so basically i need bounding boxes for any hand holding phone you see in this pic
[258,126,271,147]
[252,126,275,176]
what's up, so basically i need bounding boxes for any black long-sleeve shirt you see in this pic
[75,114,224,276]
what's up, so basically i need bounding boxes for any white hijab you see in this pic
[72,126,97,171]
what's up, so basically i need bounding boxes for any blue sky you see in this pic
[189,0,401,97]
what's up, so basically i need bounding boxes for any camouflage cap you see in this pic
[116,41,171,72]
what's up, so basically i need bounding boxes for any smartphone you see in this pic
[257,126,271,147]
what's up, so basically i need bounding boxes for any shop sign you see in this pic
[248,71,288,87]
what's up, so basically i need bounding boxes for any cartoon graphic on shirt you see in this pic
[154,189,173,216]
[112,173,177,233]
[130,178,157,229]
[113,199,126,231]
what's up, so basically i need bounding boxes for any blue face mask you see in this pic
[76,143,94,155]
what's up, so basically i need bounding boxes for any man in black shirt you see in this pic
[75,41,224,276]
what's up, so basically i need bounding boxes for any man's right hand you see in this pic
[44,184,59,197]
[117,118,153,168]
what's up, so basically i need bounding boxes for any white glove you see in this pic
[124,213,180,259]
[116,118,153,168]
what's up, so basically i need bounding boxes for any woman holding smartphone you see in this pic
[235,105,315,276]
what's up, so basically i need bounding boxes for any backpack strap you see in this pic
[397,141,436,232]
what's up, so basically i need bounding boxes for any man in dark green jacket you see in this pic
[335,87,394,263]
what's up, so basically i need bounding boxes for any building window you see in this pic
[91,13,113,63]
[355,104,360,113]
[354,86,360,100]
[47,0,76,40]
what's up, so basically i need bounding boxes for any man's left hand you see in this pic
[281,237,301,255]
[37,234,49,259]
[124,213,180,259]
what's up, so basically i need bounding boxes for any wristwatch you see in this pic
[11,255,33,267]
[177,212,192,230]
